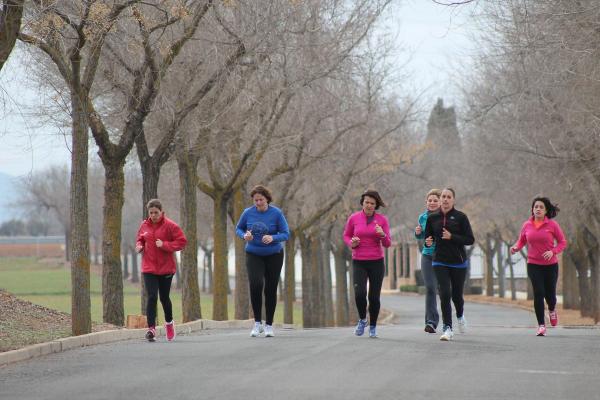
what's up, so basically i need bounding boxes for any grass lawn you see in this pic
[0,257,302,326]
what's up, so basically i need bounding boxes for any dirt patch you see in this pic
[465,294,598,326]
[0,290,119,353]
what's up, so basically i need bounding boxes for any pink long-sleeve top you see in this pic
[343,211,392,260]
[513,216,567,265]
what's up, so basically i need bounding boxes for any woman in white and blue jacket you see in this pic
[236,185,289,338]
[414,188,441,333]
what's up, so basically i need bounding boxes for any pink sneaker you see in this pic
[549,310,558,327]
[145,326,156,342]
[165,320,176,341]
[536,325,546,336]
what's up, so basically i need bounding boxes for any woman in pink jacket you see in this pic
[136,199,187,342]
[343,190,392,338]
[511,197,567,336]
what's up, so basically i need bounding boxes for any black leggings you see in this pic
[143,273,174,327]
[246,251,284,325]
[434,266,467,329]
[353,259,385,326]
[527,263,558,325]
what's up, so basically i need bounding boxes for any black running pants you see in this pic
[143,273,174,327]
[353,258,385,326]
[246,251,284,326]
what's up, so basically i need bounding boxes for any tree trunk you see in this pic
[69,78,91,336]
[138,160,160,315]
[206,251,214,294]
[101,161,125,326]
[212,194,229,320]
[563,248,580,310]
[308,234,324,327]
[122,246,129,280]
[284,233,296,324]
[347,250,358,323]
[177,155,202,322]
[232,187,249,319]
[334,242,349,326]
[484,235,495,296]
[496,238,505,298]
[321,235,334,327]
[130,244,139,283]
[299,233,314,328]
[0,0,24,72]
[506,244,516,301]
[589,247,600,323]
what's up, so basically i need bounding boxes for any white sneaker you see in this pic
[440,326,454,341]
[250,322,264,337]
[264,324,274,337]
[458,316,467,333]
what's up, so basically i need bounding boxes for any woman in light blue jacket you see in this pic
[414,189,441,333]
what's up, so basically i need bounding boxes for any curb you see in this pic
[0,318,255,366]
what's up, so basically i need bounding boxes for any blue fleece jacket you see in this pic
[235,205,289,256]
[415,210,436,256]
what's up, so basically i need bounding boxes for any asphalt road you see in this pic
[1,294,599,400]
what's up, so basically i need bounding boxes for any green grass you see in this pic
[0,257,303,326]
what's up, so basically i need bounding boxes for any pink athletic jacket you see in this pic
[513,216,567,265]
[343,211,392,260]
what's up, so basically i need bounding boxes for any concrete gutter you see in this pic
[0,318,255,366]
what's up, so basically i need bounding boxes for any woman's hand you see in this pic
[442,228,452,240]
[542,250,554,261]
[415,225,422,235]
[351,236,360,248]
[375,223,385,238]
[510,246,518,255]
[425,236,433,247]
[135,244,143,253]
[155,239,163,248]
[244,230,253,241]
[262,235,274,244]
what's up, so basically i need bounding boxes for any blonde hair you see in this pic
[426,189,441,199]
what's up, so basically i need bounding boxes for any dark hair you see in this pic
[146,198,163,211]
[531,197,560,219]
[442,187,456,198]
[360,190,386,209]
[250,185,273,203]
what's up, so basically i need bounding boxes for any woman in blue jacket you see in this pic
[414,189,441,333]
[236,185,289,338]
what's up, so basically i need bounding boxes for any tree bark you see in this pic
[333,242,349,326]
[562,248,580,310]
[130,244,139,283]
[496,237,505,298]
[101,160,125,326]
[283,233,296,324]
[232,187,249,319]
[321,233,334,327]
[299,233,314,328]
[212,193,229,320]
[0,0,24,71]
[484,235,495,296]
[69,77,91,336]
[177,154,202,322]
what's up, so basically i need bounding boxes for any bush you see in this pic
[400,284,419,293]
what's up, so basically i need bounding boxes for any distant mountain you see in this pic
[0,172,21,223]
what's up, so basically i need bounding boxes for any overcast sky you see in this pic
[0,0,480,178]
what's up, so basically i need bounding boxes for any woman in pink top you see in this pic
[343,190,392,338]
[511,197,567,336]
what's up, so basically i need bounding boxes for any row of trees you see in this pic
[4,0,423,335]
[458,0,600,322]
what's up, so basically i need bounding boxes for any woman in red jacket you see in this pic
[511,197,567,337]
[136,199,187,342]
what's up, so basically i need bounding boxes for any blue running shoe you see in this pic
[369,325,378,338]
[354,319,367,336]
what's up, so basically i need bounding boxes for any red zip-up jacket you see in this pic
[136,214,187,275]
